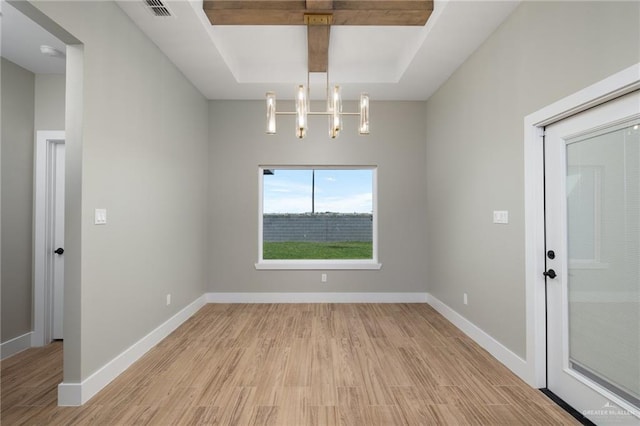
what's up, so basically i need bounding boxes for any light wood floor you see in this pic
[1,303,578,425]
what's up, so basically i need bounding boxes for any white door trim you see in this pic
[523,63,640,388]
[33,130,65,347]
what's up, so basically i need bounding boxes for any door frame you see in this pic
[32,130,65,347]
[523,63,640,389]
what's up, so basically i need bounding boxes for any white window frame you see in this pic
[255,165,382,270]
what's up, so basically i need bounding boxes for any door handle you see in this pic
[54,247,64,255]
[543,269,556,279]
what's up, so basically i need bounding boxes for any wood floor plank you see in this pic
[253,344,290,406]
[331,338,364,388]
[279,386,311,425]
[284,338,313,387]
[367,337,414,386]
[0,303,580,425]
[211,386,256,425]
[181,405,221,425]
[249,405,279,425]
[336,405,367,426]
[336,386,366,408]
[309,339,337,406]
[392,385,437,423]
[353,347,395,405]
[306,405,339,426]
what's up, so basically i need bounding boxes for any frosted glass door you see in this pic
[546,90,640,425]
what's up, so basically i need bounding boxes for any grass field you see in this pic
[263,241,372,260]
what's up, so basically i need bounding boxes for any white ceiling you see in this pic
[1,1,67,74]
[1,0,520,101]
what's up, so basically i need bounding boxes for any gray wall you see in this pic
[33,1,209,382]
[1,58,35,343]
[35,74,65,131]
[209,101,428,292]
[425,1,640,358]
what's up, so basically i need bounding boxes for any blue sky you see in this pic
[263,169,373,214]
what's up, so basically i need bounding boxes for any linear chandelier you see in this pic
[266,82,369,139]
[265,14,369,139]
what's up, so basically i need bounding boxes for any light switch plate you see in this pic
[95,208,107,225]
[493,210,509,224]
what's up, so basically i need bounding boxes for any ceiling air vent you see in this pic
[145,0,172,17]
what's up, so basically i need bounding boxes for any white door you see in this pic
[33,131,65,346]
[52,141,65,340]
[545,90,640,425]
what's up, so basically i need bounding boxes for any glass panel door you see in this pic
[545,90,640,425]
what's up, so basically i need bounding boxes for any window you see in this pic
[256,166,380,270]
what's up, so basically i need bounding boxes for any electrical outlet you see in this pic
[166,294,171,306]
[463,293,468,305]
[321,273,327,283]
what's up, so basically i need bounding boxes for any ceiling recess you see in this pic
[202,0,434,76]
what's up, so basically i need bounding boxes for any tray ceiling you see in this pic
[116,0,520,100]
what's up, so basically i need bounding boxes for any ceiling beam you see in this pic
[203,0,433,26]
[306,0,333,9]
[307,23,330,72]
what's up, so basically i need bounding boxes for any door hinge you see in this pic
[537,127,546,138]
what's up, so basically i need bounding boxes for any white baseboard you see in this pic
[425,293,529,382]
[1,332,33,360]
[57,295,206,406]
[205,292,428,304]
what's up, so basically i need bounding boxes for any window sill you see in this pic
[255,260,382,270]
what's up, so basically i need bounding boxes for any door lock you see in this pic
[54,247,64,255]
[543,269,557,279]
[547,250,555,259]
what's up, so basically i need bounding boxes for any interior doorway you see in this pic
[33,131,66,345]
